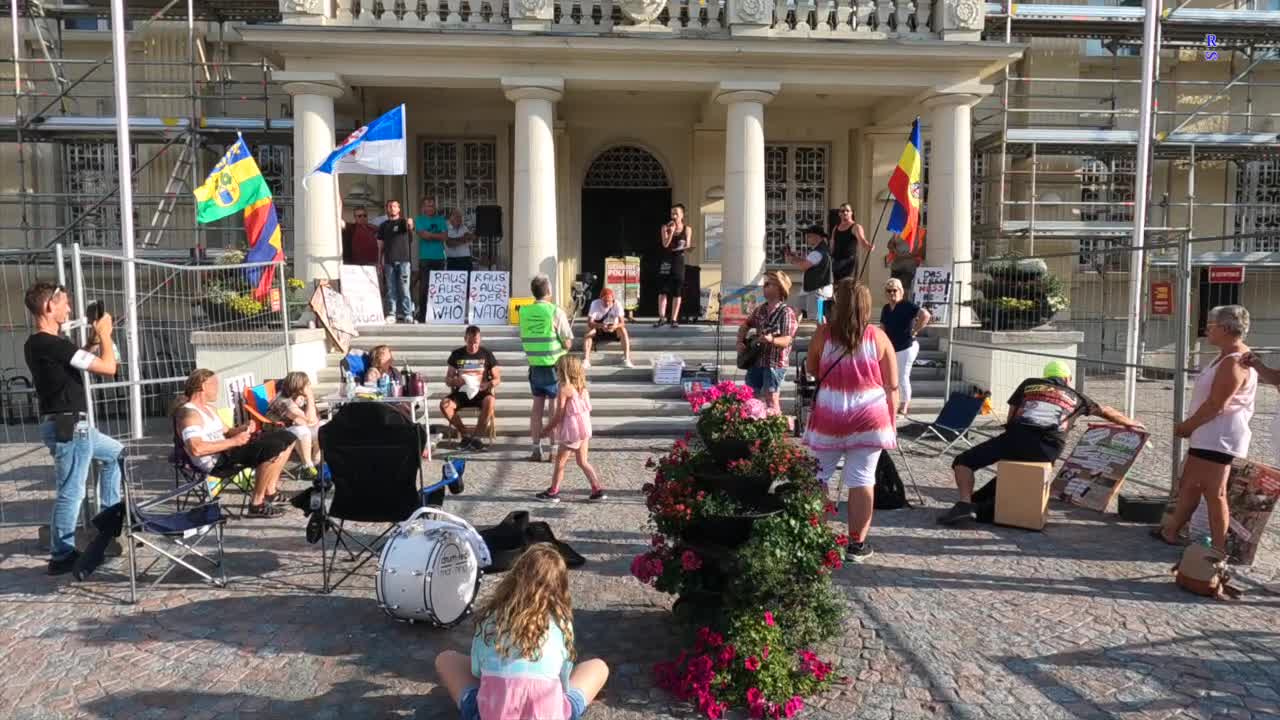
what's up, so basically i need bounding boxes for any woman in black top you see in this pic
[830,203,869,283]
[879,278,931,416]
[655,203,694,328]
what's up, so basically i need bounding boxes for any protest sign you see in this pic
[340,264,385,326]
[1186,460,1280,566]
[1051,423,1149,512]
[468,271,510,325]
[309,281,358,353]
[720,286,761,326]
[427,270,468,324]
[913,267,952,326]
[624,256,641,311]
[605,258,627,306]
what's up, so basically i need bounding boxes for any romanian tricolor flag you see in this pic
[886,118,924,251]
[194,136,284,299]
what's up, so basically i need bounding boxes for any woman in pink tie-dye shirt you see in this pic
[434,544,610,720]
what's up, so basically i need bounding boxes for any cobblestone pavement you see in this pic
[1,380,1278,720]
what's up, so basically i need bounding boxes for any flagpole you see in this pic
[857,196,893,285]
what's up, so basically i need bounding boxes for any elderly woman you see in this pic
[879,278,930,416]
[1156,305,1258,553]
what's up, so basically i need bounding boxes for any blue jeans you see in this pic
[384,261,414,320]
[40,419,124,560]
[746,366,787,394]
[528,366,560,399]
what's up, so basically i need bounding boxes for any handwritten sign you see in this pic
[720,286,761,326]
[468,271,510,325]
[1050,423,1149,513]
[604,258,627,309]
[913,266,952,326]
[340,265,385,326]
[427,270,468,324]
[1184,460,1280,566]
[309,282,358,353]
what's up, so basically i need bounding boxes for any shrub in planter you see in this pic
[970,255,1070,331]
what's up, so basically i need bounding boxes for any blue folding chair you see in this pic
[901,392,989,457]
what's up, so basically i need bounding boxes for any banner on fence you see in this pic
[468,271,510,325]
[427,270,469,324]
[913,266,952,326]
[340,265,385,326]
[1050,423,1149,513]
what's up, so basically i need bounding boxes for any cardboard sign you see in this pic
[720,286,762,326]
[623,256,641,311]
[340,264,385,326]
[1150,280,1172,316]
[1051,423,1150,512]
[309,282,358,353]
[1185,460,1280,566]
[604,257,627,309]
[427,270,469,324]
[468,270,510,325]
[1207,266,1245,284]
[913,266,952,326]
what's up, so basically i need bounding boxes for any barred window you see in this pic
[421,139,499,262]
[583,145,669,189]
[1232,159,1280,253]
[1079,156,1135,267]
[764,144,828,265]
[61,142,137,248]
[972,151,986,259]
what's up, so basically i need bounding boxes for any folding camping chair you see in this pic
[315,401,426,593]
[341,350,370,384]
[901,392,989,457]
[792,350,816,437]
[120,455,228,604]
[169,410,256,516]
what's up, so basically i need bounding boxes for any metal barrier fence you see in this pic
[0,244,293,529]
[944,232,1280,492]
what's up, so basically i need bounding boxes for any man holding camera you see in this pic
[23,282,123,575]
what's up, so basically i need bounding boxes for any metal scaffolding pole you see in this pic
[1123,1,1162,417]
[109,0,144,440]
[1171,145,1195,492]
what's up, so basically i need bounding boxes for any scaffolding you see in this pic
[2,0,292,257]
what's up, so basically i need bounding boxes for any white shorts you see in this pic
[812,447,883,489]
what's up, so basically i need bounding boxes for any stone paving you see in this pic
[0,379,1279,720]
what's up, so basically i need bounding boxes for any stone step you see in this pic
[326,348,950,367]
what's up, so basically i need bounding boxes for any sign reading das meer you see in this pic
[913,266,953,326]
[1208,266,1245,284]
[1150,280,1172,316]
[468,271,510,325]
[427,270,468,324]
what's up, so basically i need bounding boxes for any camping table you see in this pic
[323,392,432,462]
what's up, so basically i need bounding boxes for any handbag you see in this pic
[736,304,788,370]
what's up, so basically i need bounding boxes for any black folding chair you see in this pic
[169,416,254,517]
[901,392,989,457]
[316,402,425,593]
[792,351,816,438]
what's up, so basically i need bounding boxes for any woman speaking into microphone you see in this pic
[655,203,693,329]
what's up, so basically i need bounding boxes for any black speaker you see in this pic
[827,207,841,236]
[679,264,703,322]
[475,205,502,237]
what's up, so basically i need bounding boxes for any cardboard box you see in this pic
[995,460,1053,531]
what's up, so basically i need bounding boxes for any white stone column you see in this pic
[503,78,563,299]
[279,72,347,284]
[716,82,778,291]
[923,92,979,325]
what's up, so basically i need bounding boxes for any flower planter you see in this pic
[682,501,783,549]
[702,437,754,467]
[696,469,775,507]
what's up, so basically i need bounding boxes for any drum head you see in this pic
[426,532,479,626]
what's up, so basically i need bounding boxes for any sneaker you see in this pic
[669,321,680,329]
[385,315,397,324]
[535,490,561,503]
[652,319,666,328]
[48,550,81,576]
[936,501,975,526]
[622,358,636,369]
[467,437,487,452]
[246,502,286,519]
[587,489,608,502]
[301,466,320,481]
[845,541,875,563]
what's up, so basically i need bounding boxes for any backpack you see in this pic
[873,452,909,510]
[1172,544,1242,600]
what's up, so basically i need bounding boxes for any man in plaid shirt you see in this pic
[736,271,798,415]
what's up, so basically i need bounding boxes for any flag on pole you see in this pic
[193,137,272,223]
[886,118,924,251]
[307,104,407,178]
[193,136,284,300]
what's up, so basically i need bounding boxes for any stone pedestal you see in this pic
[945,328,1084,413]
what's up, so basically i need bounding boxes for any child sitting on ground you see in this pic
[269,371,321,480]
[536,354,606,503]
[434,543,609,720]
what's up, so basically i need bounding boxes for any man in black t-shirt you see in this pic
[378,199,416,324]
[23,281,123,575]
[440,325,502,451]
[937,360,1144,526]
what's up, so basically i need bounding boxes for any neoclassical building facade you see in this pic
[247,0,1019,307]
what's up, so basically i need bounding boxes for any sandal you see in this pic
[1149,527,1180,546]
[246,502,285,519]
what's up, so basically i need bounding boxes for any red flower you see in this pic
[716,643,736,669]
[808,515,819,527]
[824,501,838,516]
[744,656,760,671]
[652,533,666,547]
[783,696,805,718]
[823,549,843,569]
[834,533,849,547]
[764,610,775,627]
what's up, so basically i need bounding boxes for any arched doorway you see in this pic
[581,145,672,317]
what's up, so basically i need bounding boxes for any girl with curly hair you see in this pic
[434,544,609,719]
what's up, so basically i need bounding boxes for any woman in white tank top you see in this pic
[1158,305,1257,554]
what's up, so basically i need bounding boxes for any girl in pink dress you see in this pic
[536,355,606,503]
[802,280,899,563]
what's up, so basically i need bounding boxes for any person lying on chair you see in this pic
[936,360,1143,526]
[176,368,297,518]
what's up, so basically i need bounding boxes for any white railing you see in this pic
[310,0,968,37]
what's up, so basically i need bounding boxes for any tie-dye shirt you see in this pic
[471,618,574,720]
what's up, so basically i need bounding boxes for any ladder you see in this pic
[142,142,197,248]
[27,1,73,113]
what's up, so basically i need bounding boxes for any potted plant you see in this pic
[690,381,789,496]
[194,249,277,328]
[970,255,1069,331]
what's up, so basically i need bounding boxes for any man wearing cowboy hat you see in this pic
[785,224,834,322]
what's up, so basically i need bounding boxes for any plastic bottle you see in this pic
[443,458,459,483]
[377,373,391,396]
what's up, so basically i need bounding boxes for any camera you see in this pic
[86,300,106,324]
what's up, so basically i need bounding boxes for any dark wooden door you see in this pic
[580,188,672,317]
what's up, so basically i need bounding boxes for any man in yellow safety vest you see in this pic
[519,274,573,461]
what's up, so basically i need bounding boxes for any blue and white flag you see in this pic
[308,104,406,178]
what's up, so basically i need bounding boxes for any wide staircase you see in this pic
[314,322,959,436]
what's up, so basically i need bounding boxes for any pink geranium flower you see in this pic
[681,550,702,571]
[764,610,775,626]
[744,655,760,672]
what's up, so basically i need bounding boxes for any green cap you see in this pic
[1043,360,1071,380]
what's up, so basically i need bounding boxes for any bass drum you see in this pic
[377,511,481,626]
